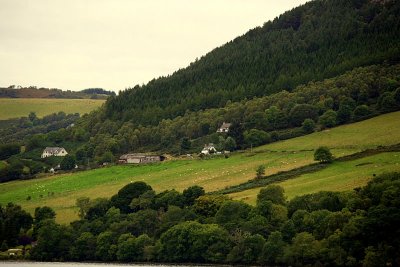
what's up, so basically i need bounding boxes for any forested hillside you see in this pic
[6,63,399,179]
[72,63,400,159]
[2,0,400,180]
[105,0,400,125]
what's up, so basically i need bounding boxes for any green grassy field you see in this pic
[0,151,311,223]
[255,111,400,155]
[229,152,400,204]
[0,98,105,119]
[1,111,400,223]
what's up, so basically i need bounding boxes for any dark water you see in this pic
[0,263,218,267]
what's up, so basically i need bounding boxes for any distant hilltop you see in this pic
[0,85,115,99]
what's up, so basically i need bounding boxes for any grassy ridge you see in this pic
[217,143,400,195]
[229,152,400,204]
[254,111,400,153]
[1,111,400,223]
[0,98,105,119]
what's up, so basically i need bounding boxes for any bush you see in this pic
[378,92,397,112]
[270,131,280,142]
[302,119,315,134]
[337,104,352,124]
[111,181,153,213]
[277,128,304,140]
[0,143,20,160]
[224,136,237,151]
[318,110,337,128]
[289,104,319,127]
[244,129,271,147]
[314,146,333,163]
[256,165,265,179]
[99,151,114,164]
[353,105,371,121]
[60,155,76,170]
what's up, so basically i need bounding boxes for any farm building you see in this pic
[41,147,68,158]
[217,122,232,133]
[119,153,164,164]
[201,143,217,155]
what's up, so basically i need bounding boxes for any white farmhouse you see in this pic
[41,147,68,158]
[201,143,217,155]
[217,122,232,133]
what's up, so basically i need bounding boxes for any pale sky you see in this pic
[0,0,310,92]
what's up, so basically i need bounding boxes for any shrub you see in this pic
[314,146,333,163]
[244,129,271,147]
[60,155,76,170]
[256,165,266,179]
[302,119,316,134]
[318,110,337,128]
[353,105,371,121]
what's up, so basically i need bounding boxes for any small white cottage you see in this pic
[201,143,217,155]
[41,147,68,158]
[217,122,232,133]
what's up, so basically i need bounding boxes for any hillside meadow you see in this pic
[0,151,312,223]
[254,111,400,153]
[229,152,400,204]
[0,98,105,119]
[0,111,400,223]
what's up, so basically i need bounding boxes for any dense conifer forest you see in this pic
[75,0,400,160]
[105,0,400,125]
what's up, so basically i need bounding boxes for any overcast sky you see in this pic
[0,0,310,92]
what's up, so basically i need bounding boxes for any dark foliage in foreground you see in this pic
[18,172,400,266]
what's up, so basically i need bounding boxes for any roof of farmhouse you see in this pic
[43,147,66,153]
[120,153,158,159]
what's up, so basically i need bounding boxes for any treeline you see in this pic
[80,88,116,96]
[0,86,113,99]
[0,111,79,144]
[105,0,400,126]
[3,172,398,266]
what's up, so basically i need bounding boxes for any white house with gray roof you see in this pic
[41,147,68,158]
[201,143,217,155]
[217,122,232,133]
